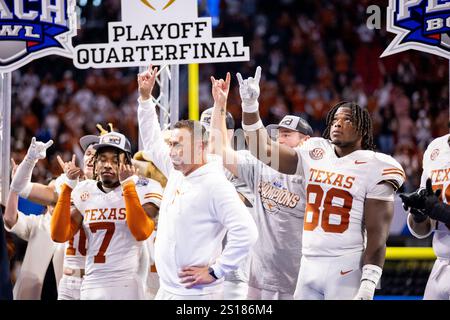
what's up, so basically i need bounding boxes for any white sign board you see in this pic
[73,0,249,69]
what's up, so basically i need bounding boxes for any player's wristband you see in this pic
[242,102,259,113]
[64,178,78,190]
[361,264,382,285]
[354,279,377,300]
[121,175,137,186]
[242,120,264,132]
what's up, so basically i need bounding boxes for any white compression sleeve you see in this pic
[10,157,37,197]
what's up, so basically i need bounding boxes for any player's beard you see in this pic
[332,138,349,148]
[100,173,120,188]
[331,133,360,150]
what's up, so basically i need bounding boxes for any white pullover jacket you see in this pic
[138,98,258,295]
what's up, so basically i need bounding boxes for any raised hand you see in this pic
[119,163,138,184]
[236,66,262,111]
[138,65,158,100]
[57,154,82,181]
[399,188,426,211]
[210,72,231,108]
[10,140,52,194]
[423,178,444,217]
[399,187,428,223]
[425,178,442,199]
[25,137,53,162]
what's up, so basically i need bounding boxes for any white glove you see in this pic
[236,66,262,113]
[25,137,54,163]
[10,138,53,195]
[353,280,376,300]
[353,264,382,300]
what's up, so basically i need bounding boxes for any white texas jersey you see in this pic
[295,138,405,257]
[55,174,87,269]
[72,177,163,288]
[421,134,450,259]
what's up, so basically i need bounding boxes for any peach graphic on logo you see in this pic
[140,0,176,11]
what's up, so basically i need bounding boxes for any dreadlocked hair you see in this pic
[322,101,376,151]
[92,147,132,180]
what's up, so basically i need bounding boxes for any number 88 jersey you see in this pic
[294,138,405,257]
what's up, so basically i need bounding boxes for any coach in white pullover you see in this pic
[137,66,258,300]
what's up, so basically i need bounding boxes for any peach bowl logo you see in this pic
[0,0,76,73]
[309,148,325,160]
[383,0,450,60]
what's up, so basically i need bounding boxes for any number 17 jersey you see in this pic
[294,138,405,257]
[72,177,163,288]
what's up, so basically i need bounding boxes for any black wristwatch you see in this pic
[208,267,218,280]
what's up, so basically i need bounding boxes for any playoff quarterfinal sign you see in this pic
[383,0,450,59]
[0,0,77,73]
[74,0,250,69]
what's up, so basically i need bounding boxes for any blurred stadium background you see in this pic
[4,0,449,299]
